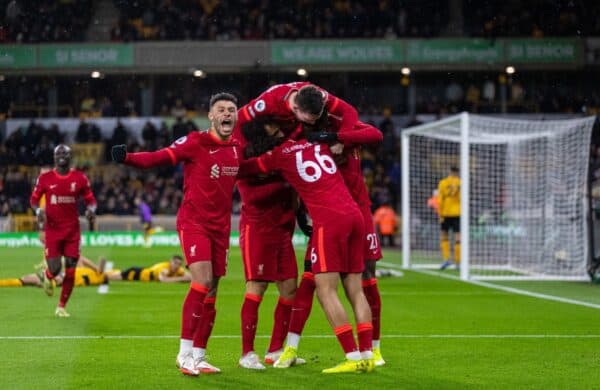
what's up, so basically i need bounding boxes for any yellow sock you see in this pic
[0,278,24,287]
[454,242,461,263]
[441,239,450,260]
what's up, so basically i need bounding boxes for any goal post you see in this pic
[402,113,596,281]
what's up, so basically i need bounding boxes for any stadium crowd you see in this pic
[2,0,599,44]
[0,114,399,223]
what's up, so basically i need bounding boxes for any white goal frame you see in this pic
[401,112,595,281]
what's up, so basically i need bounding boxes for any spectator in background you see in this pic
[134,195,155,247]
[373,201,399,248]
[171,99,187,119]
[172,116,188,141]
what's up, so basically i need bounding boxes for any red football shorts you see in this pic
[361,204,383,261]
[309,209,365,274]
[240,221,297,282]
[44,226,80,259]
[178,229,228,277]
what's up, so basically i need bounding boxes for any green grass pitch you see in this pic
[1,245,599,389]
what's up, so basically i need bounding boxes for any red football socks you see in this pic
[58,267,75,308]
[288,273,315,335]
[181,282,208,340]
[268,296,293,353]
[357,322,373,353]
[241,293,262,355]
[362,278,382,340]
[334,324,358,354]
[195,296,216,349]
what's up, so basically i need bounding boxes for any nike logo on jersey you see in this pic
[192,313,202,318]
[50,184,57,189]
[209,149,220,154]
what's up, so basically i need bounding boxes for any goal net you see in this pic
[401,113,596,280]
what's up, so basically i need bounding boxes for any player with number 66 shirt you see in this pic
[239,124,374,374]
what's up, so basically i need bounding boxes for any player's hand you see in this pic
[38,231,45,244]
[329,142,344,155]
[36,208,46,230]
[85,208,96,224]
[111,144,127,163]
[439,217,445,224]
[307,131,338,143]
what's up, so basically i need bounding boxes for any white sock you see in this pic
[179,339,193,355]
[372,339,380,349]
[361,350,373,359]
[286,332,301,349]
[346,351,362,361]
[192,347,206,360]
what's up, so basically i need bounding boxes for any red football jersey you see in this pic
[240,139,359,224]
[326,120,382,209]
[236,82,359,136]
[30,168,96,230]
[124,131,239,237]
[237,178,296,232]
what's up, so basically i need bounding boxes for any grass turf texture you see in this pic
[1,246,599,389]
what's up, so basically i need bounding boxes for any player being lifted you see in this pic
[30,144,97,317]
[232,81,364,369]
[239,118,374,374]
[438,166,461,270]
[111,93,240,376]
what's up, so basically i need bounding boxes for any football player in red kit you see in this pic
[30,144,97,317]
[239,119,374,374]
[111,92,240,377]
[234,82,381,368]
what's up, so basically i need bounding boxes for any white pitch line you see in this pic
[1,334,599,341]
[379,261,600,310]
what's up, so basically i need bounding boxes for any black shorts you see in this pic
[441,217,460,233]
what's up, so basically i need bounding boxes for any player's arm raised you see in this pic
[112,136,194,169]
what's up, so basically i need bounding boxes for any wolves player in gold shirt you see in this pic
[107,255,190,283]
[438,166,461,270]
[0,255,108,289]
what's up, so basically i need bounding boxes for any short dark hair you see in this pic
[241,117,283,158]
[295,86,325,115]
[209,92,238,108]
[450,165,459,174]
[172,255,183,261]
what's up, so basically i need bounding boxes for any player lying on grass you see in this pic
[0,255,108,289]
[106,255,191,283]
[238,118,374,374]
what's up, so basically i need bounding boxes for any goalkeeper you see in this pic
[438,166,461,270]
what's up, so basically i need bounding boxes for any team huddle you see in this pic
[30,82,386,375]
